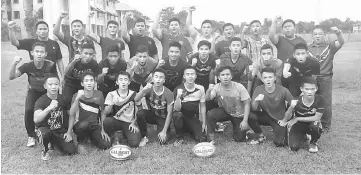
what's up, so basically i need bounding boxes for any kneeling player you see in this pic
[34,75,77,160]
[69,72,111,150]
[285,77,326,153]
[173,66,207,146]
[101,71,141,147]
[249,67,294,146]
[135,69,174,146]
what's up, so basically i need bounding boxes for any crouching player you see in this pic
[69,72,111,151]
[34,75,77,160]
[101,71,141,147]
[285,77,326,153]
[135,69,174,146]
[173,66,207,146]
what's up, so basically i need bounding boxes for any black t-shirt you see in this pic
[18,60,58,91]
[98,59,127,85]
[287,56,320,85]
[126,34,158,58]
[60,34,94,62]
[275,36,307,62]
[99,36,125,61]
[160,57,190,91]
[188,53,217,88]
[17,38,62,64]
[294,94,327,118]
[34,94,70,130]
[64,59,99,85]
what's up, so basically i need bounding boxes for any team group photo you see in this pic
[1,0,361,174]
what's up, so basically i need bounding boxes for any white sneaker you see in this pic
[41,151,50,161]
[309,143,319,153]
[139,136,149,147]
[27,137,36,147]
[215,123,226,132]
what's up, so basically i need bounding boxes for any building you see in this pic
[353,23,361,33]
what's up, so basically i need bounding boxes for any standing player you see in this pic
[212,23,235,57]
[158,41,190,91]
[8,42,57,147]
[135,69,174,146]
[308,26,345,132]
[285,77,326,153]
[120,12,159,62]
[101,71,141,147]
[152,9,193,59]
[97,45,127,97]
[173,66,207,145]
[69,72,111,150]
[249,67,294,146]
[54,11,93,63]
[283,43,320,97]
[34,75,77,160]
[87,20,126,61]
[8,21,64,79]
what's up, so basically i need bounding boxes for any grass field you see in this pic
[1,41,361,174]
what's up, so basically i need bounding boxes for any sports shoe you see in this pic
[309,143,319,153]
[77,144,87,154]
[139,136,149,147]
[41,151,50,161]
[27,137,36,147]
[250,135,266,145]
[173,139,184,147]
[215,122,226,132]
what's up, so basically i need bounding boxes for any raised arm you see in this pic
[120,12,132,43]
[151,9,164,40]
[268,16,281,45]
[8,21,19,47]
[330,26,345,49]
[34,100,58,123]
[54,11,68,41]
[9,56,23,80]
[186,7,198,39]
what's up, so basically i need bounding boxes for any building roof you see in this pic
[115,2,135,11]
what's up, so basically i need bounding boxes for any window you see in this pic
[7,11,12,20]
[6,0,11,5]
[13,0,19,4]
[92,24,96,33]
[38,0,43,3]
[14,11,20,19]
[97,12,100,18]
[107,1,109,6]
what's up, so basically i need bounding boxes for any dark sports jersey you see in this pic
[128,56,158,85]
[174,84,205,115]
[34,94,69,130]
[145,86,174,118]
[99,36,125,60]
[275,36,307,62]
[17,38,62,64]
[215,40,231,57]
[98,59,127,85]
[18,60,57,91]
[220,53,253,83]
[294,94,327,118]
[308,41,341,76]
[72,90,104,123]
[160,31,193,59]
[160,57,190,91]
[127,34,158,58]
[188,53,217,88]
[104,90,137,123]
[64,59,99,85]
[286,57,320,85]
[60,34,94,62]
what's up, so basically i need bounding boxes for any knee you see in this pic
[206,109,217,121]
[310,121,323,135]
[128,137,140,148]
[63,143,77,155]
[103,117,113,128]
[173,112,183,124]
[36,128,51,140]
[136,110,147,119]
[98,140,111,150]
[78,121,90,130]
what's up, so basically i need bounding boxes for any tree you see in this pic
[23,0,33,38]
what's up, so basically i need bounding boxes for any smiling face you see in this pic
[81,74,95,91]
[168,46,181,61]
[183,68,196,84]
[44,77,60,95]
[116,74,130,90]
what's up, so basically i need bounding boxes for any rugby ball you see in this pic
[192,142,216,157]
[109,145,132,160]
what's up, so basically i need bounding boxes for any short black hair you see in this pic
[216,66,232,76]
[116,71,131,80]
[313,25,325,33]
[294,43,308,52]
[197,40,211,50]
[169,41,182,50]
[250,20,261,26]
[71,19,83,26]
[222,23,234,31]
[80,71,95,82]
[35,21,49,30]
[230,37,242,44]
[81,43,95,51]
[44,73,59,84]
[260,44,273,53]
[301,76,318,87]
[201,20,212,27]
[261,67,276,76]
[136,45,150,54]
[135,18,146,25]
[106,44,121,55]
[168,17,180,25]
[153,68,167,78]
[282,19,296,27]
[32,42,46,51]
[184,65,196,74]
[107,20,119,27]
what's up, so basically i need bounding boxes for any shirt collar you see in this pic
[309,41,328,47]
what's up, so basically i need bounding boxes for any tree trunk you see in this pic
[23,0,33,38]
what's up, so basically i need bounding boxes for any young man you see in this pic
[241,20,272,63]
[9,42,57,147]
[135,69,174,146]
[8,21,64,78]
[308,26,345,132]
[249,67,294,146]
[120,12,158,62]
[268,17,307,63]
[205,66,257,143]
[69,72,111,150]
[127,45,158,92]
[283,43,320,97]
[185,7,214,51]
[158,41,190,91]
[97,45,127,97]
[54,11,94,62]
[34,75,77,160]
[219,37,253,93]
[62,43,99,105]
[212,23,235,57]
[250,44,283,93]
[101,71,141,147]
[152,9,193,59]
[173,66,207,145]
[285,77,326,153]
[87,20,125,61]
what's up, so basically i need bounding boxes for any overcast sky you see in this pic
[119,0,361,27]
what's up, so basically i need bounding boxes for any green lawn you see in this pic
[1,41,361,174]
